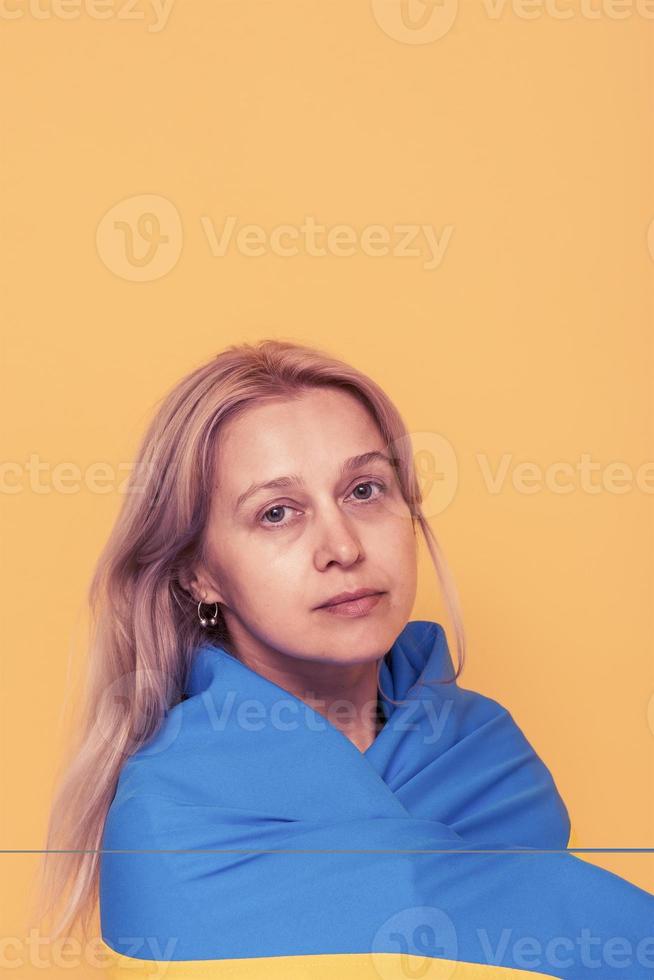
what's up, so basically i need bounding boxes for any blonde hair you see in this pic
[28,338,466,943]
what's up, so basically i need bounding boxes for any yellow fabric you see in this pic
[100,939,560,979]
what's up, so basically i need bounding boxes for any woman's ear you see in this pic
[179,565,224,606]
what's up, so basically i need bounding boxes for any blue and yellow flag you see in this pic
[99,620,654,978]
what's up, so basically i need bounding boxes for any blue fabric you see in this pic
[100,620,654,977]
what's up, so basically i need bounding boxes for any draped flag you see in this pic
[99,620,654,978]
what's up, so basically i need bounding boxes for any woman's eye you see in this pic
[260,504,291,528]
[350,481,378,501]
[349,479,387,504]
[258,481,387,531]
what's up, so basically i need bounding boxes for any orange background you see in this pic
[1,0,653,974]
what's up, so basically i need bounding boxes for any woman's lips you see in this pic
[317,592,385,617]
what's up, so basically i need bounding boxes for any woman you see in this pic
[33,339,654,978]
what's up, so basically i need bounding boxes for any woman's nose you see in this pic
[313,508,363,568]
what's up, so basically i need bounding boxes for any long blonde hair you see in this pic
[28,337,466,942]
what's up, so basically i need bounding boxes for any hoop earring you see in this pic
[198,600,219,627]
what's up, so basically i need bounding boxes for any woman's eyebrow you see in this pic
[234,450,394,512]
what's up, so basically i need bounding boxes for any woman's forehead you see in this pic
[218,392,382,471]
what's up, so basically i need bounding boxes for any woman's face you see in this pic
[190,387,418,667]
